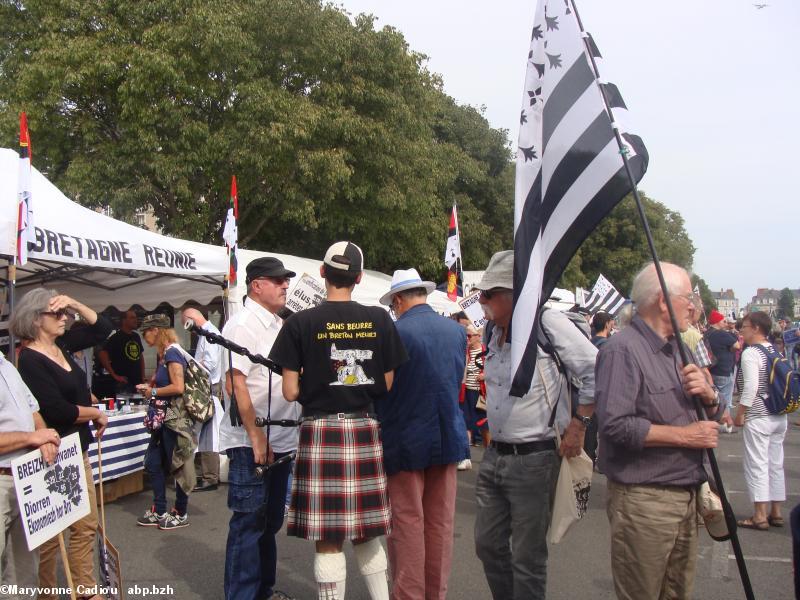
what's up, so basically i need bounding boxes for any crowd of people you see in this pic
[0,242,795,600]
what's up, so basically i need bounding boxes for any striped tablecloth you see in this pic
[88,412,151,484]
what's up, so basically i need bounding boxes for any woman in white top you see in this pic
[734,311,787,530]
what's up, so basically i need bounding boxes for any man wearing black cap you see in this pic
[270,242,407,600]
[219,256,301,600]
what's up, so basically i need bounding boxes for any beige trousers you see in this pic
[39,452,99,600]
[606,481,698,600]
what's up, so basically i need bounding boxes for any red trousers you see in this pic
[386,464,457,600]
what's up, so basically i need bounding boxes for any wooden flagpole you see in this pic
[57,533,77,600]
[568,2,755,598]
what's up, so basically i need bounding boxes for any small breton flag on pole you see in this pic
[582,274,626,316]
[16,113,35,266]
[510,0,648,396]
[444,203,462,301]
[222,175,239,287]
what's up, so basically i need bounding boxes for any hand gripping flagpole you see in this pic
[568,1,755,598]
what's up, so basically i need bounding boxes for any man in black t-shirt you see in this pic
[270,241,407,600]
[97,309,145,395]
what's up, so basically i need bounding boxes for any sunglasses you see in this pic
[480,288,509,300]
[40,309,70,319]
[255,276,291,285]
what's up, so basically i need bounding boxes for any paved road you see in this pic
[95,425,797,599]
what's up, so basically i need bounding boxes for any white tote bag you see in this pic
[548,445,593,543]
[539,365,594,544]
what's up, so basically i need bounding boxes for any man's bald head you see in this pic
[630,263,689,310]
[631,262,695,335]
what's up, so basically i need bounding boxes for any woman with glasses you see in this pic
[10,288,112,600]
[734,311,787,530]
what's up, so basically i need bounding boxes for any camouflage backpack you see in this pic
[169,344,214,423]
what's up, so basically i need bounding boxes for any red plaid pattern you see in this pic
[287,417,391,541]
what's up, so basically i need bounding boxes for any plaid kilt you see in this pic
[287,417,391,541]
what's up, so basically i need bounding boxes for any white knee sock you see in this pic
[354,538,389,600]
[314,552,347,600]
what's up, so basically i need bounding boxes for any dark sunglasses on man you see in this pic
[480,288,510,300]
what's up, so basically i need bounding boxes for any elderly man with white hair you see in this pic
[595,262,720,600]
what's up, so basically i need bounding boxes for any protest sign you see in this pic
[12,432,91,550]
[783,328,800,346]
[458,292,487,330]
[97,526,124,600]
[285,273,326,314]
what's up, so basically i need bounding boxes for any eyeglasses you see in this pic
[467,333,480,338]
[673,292,699,304]
[480,288,510,300]
[254,276,291,285]
[40,309,70,320]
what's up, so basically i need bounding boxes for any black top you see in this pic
[706,329,739,376]
[269,301,407,414]
[102,329,144,385]
[18,316,113,451]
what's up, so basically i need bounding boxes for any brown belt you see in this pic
[0,467,12,476]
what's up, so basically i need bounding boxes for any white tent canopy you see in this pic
[0,148,228,310]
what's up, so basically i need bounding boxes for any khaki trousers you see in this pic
[39,452,99,600]
[606,481,698,600]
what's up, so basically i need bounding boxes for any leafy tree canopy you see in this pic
[778,287,795,320]
[0,0,514,278]
[690,274,718,313]
[559,192,696,296]
[1,0,698,295]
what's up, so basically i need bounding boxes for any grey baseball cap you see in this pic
[475,250,513,291]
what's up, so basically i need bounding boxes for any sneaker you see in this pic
[158,509,189,530]
[457,459,472,471]
[137,505,167,527]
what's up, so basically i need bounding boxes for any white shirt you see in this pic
[0,355,39,467]
[484,309,597,443]
[218,299,300,453]
[194,321,223,386]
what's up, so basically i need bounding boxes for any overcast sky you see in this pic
[335,0,800,305]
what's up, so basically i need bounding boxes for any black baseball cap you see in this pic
[245,257,296,284]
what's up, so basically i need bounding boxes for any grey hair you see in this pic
[629,262,686,310]
[10,288,58,341]
[396,288,428,301]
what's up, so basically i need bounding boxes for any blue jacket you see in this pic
[376,303,468,475]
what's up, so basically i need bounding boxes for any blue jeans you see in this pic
[224,447,293,600]
[145,427,188,515]
[474,446,559,600]
[712,374,735,412]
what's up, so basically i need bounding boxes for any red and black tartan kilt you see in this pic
[287,417,391,541]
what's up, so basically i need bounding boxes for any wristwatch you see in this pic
[706,387,720,408]
[573,414,593,427]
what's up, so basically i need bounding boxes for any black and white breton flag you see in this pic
[582,274,626,316]
[510,0,648,396]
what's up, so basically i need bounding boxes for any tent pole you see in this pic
[7,264,16,365]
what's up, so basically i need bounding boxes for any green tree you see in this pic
[0,0,513,277]
[559,192,695,295]
[778,287,795,319]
